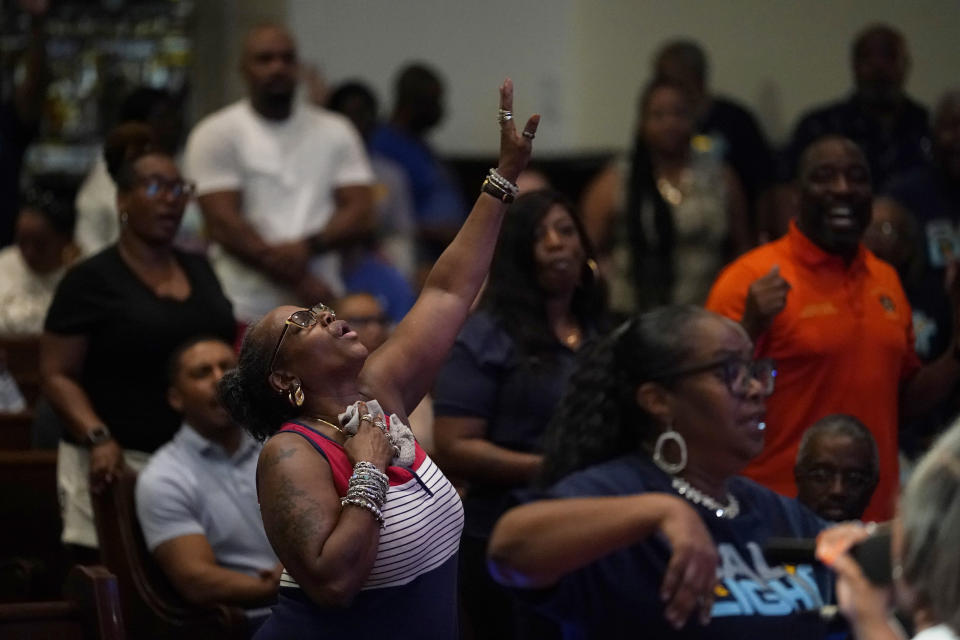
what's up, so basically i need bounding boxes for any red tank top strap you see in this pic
[278,421,428,491]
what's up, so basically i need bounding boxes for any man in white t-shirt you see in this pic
[184,24,374,324]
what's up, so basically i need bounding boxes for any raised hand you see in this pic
[496,78,540,183]
[741,265,791,339]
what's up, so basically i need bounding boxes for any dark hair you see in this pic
[654,39,708,85]
[851,23,906,63]
[103,122,160,190]
[327,81,378,115]
[539,305,715,485]
[166,335,232,388]
[20,179,77,238]
[622,78,690,309]
[218,322,298,441]
[118,86,176,124]
[394,62,441,107]
[796,414,879,478]
[796,134,869,183]
[480,189,605,364]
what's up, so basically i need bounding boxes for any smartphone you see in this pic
[763,525,893,586]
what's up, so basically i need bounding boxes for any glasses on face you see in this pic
[659,356,777,397]
[137,177,196,200]
[268,303,335,373]
[796,466,875,489]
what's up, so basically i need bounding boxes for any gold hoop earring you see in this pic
[288,381,305,408]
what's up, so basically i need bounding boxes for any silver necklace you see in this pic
[671,476,740,519]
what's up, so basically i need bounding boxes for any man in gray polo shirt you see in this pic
[136,336,281,608]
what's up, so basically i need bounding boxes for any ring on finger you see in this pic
[360,413,375,423]
[373,418,387,431]
[498,109,513,125]
[522,130,535,139]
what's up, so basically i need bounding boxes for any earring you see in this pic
[120,211,129,225]
[287,381,305,408]
[652,423,687,475]
[586,258,599,282]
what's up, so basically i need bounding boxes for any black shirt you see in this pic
[45,245,235,452]
[433,310,584,537]
[700,96,776,205]
[783,93,931,189]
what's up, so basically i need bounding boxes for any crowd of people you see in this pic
[1,5,959,639]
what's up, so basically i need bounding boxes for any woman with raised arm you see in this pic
[218,80,539,638]
[488,306,833,639]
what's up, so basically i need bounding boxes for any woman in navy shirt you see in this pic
[489,306,832,639]
[433,188,605,639]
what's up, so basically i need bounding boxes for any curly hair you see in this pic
[218,321,298,441]
[480,189,606,365]
[538,305,715,485]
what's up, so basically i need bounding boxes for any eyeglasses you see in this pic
[658,356,777,397]
[796,467,875,489]
[137,177,196,200]
[268,303,335,373]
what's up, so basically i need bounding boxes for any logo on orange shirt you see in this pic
[877,293,899,319]
[799,302,838,318]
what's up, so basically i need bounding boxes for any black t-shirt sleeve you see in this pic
[44,259,111,335]
[178,251,236,343]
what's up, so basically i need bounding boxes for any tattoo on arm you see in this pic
[268,473,326,557]
[261,446,297,471]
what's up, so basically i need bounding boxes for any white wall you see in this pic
[288,0,960,155]
[288,0,577,154]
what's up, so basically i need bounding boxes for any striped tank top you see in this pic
[275,421,464,591]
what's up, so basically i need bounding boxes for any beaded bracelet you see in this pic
[487,167,519,196]
[353,461,388,481]
[341,496,384,526]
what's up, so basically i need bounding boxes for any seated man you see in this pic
[136,337,281,610]
[794,414,879,522]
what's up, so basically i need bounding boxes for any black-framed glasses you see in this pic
[795,467,875,489]
[658,356,777,396]
[268,303,335,373]
[137,177,196,200]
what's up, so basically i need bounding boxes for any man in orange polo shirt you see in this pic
[706,135,960,521]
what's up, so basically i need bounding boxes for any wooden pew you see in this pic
[0,450,67,601]
[0,564,125,639]
[92,467,249,639]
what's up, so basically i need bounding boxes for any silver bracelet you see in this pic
[341,496,384,526]
[487,167,519,196]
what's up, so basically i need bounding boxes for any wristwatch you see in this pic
[84,425,113,447]
[481,177,515,203]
